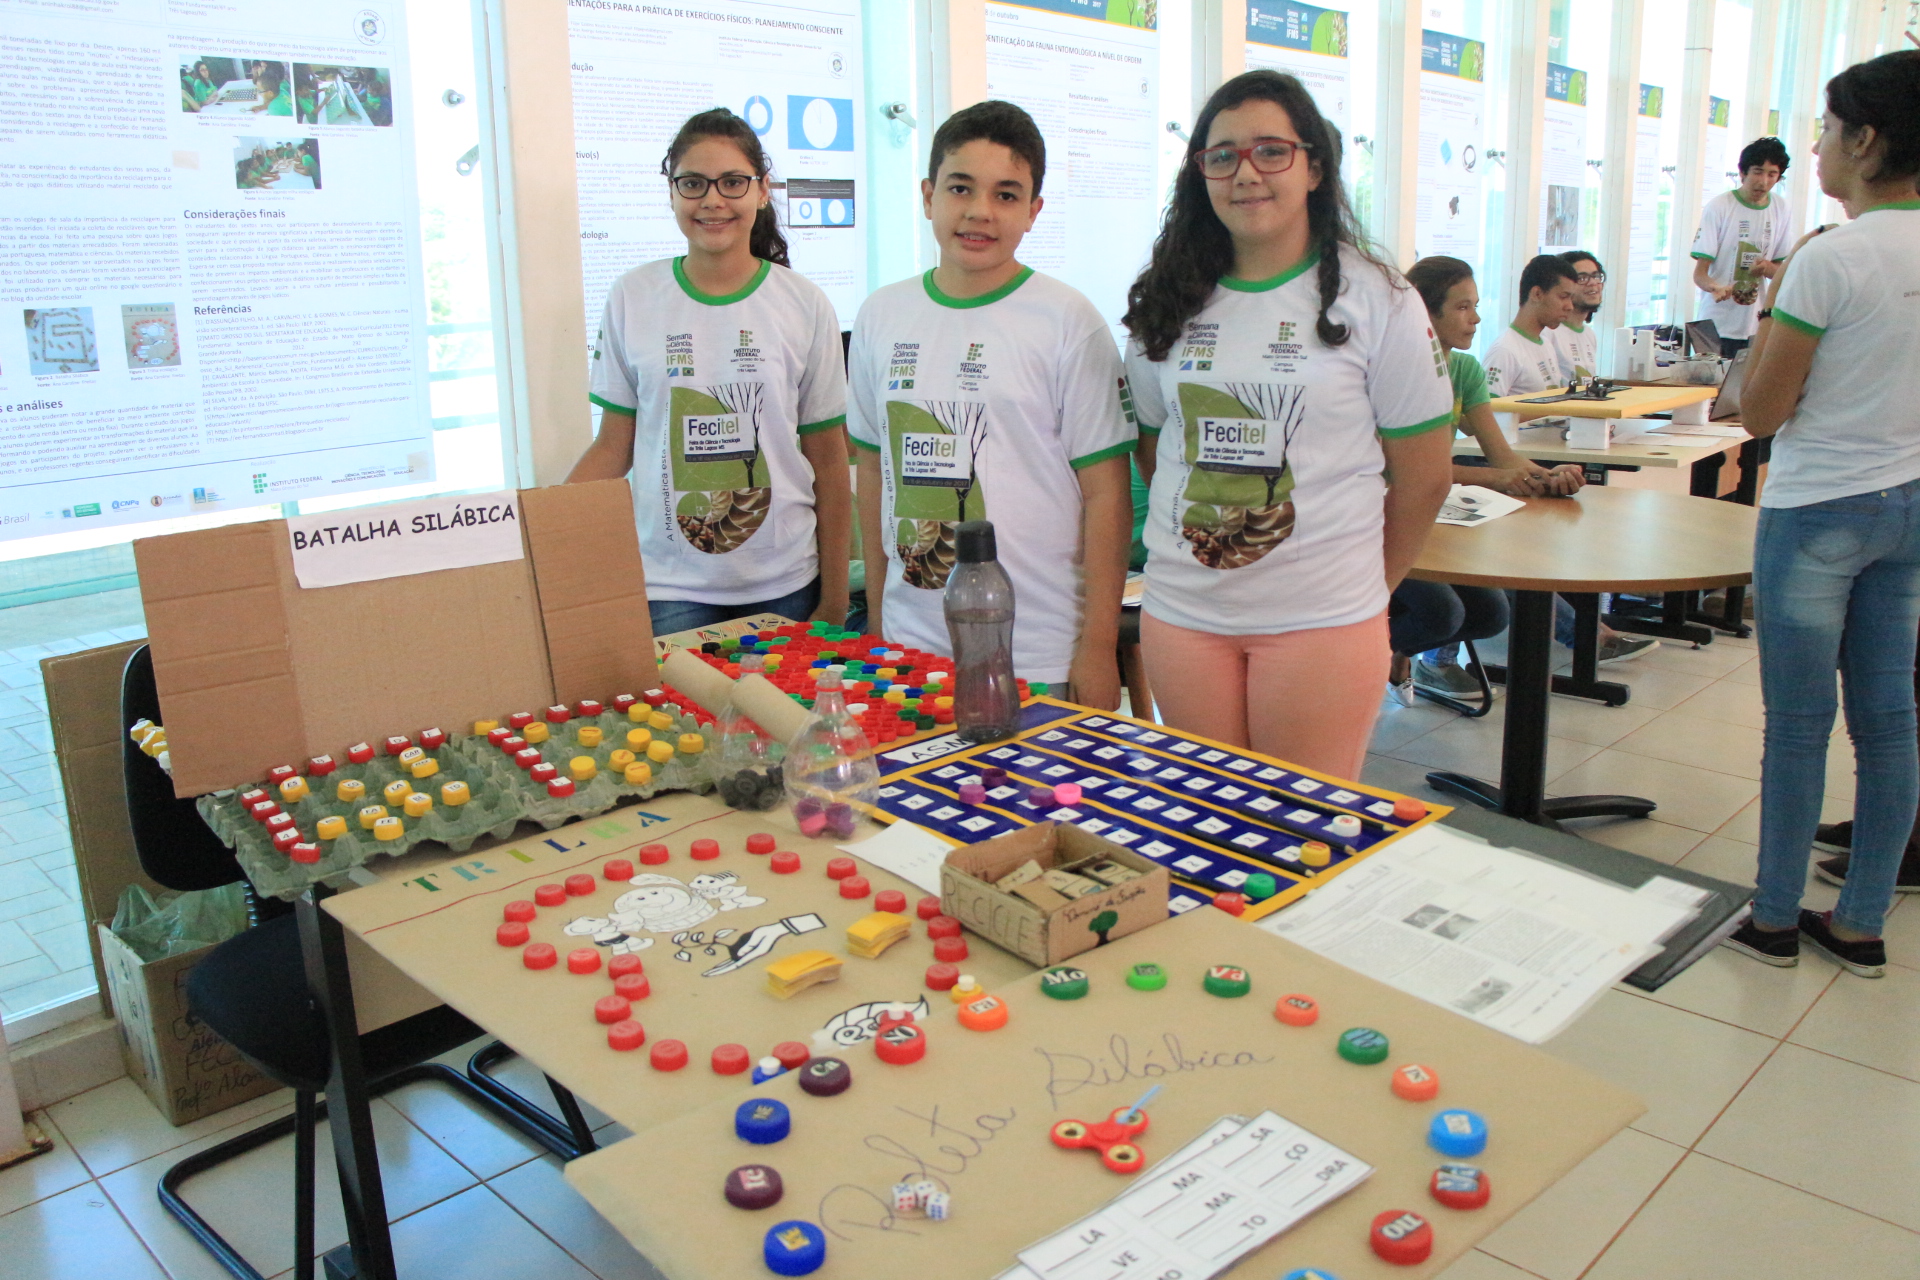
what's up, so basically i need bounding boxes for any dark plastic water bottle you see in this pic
[945,520,1019,743]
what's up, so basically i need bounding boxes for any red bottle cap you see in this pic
[523,943,557,970]
[1370,1209,1434,1265]
[577,699,604,718]
[594,995,632,1024]
[925,963,960,991]
[503,900,537,923]
[933,936,969,963]
[545,705,572,724]
[874,890,907,914]
[1274,994,1320,1026]
[917,896,944,920]
[383,735,412,756]
[838,875,871,900]
[650,1038,688,1070]
[611,694,638,713]
[746,833,777,855]
[547,778,575,798]
[271,827,303,853]
[711,1043,750,1075]
[497,921,530,947]
[514,748,542,770]
[639,843,670,865]
[419,727,447,750]
[771,1041,811,1070]
[266,764,297,786]
[925,915,961,940]
[643,689,668,707]
[607,1019,647,1051]
[498,735,525,755]
[769,850,801,874]
[530,762,559,782]
[508,712,535,729]
[306,756,337,776]
[604,859,635,881]
[825,857,857,880]
[1429,1163,1491,1210]
[249,800,281,823]
[873,1018,927,1065]
[1213,892,1248,917]
[265,812,295,833]
[690,838,721,861]
[613,973,650,1001]
[608,953,645,979]
[567,948,601,975]
[1392,1063,1441,1102]
[534,883,567,907]
[288,842,321,864]
[487,727,513,747]
[238,788,268,807]
[347,742,375,763]
[1393,797,1429,821]
[565,874,596,896]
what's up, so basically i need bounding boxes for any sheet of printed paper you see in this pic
[1436,484,1524,526]
[1015,1111,1373,1280]
[836,819,953,895]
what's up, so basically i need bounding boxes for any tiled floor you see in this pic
[4,620,1917,1278]
[0,588,149,1023]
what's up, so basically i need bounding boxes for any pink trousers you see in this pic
[1140,610,1389,782]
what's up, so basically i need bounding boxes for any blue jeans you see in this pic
[647,578,822,639]
[1390,580,1509,662]
[1754,479,1920,934]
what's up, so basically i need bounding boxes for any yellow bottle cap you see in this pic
[358,804,388,829]
[373,815,404,841]
[337,779,366,802]
[472,719,500,735]
[646,739,675,764]
[608,749,636,770]
[878,667,898,678]
[278,777,309,803]
[627,702,650,722]
[569,756,597,780]
[626,727,652,750]
[677,733,705,755]
[410,757,440,779]
[398,746,425,766]
[648,710,674,731]
[577,726,604,749]
[522,722,550,744]
[440,780,471,806]
[624,761,653,786]
[1300,840,1332,868]
[382,780,411,805]
[316,815,348,840]
[937,696,954,709]
[403,792,433,817]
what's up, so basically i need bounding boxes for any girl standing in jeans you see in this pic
[1724,50,1920,978]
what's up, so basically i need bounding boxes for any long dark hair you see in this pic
[661,108,790,267]
[1123,70,1388,361]
[1825,50,1920,185]
[1405,256,1475,318]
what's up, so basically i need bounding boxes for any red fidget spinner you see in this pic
[1049,1106,1150,1173]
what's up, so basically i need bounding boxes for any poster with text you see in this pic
[1415,31,1485,263]
[1702,96,1731,206]
[568,0,865,337]
[1244,2,1351,138]
[0,0,433,543]
[1538,63,1586,250]
[1626,85,1664,315]
[984,0,1158,332]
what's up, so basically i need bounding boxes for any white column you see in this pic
[1191,0,1247,116]
[1599,0,1646,343]
[1373,0,1422,267]
[921,0,987,125]
[1499,0,1552,312]
[1668,0,1716,325]
[1781,0,1828,237]
[1743,0,1780,143]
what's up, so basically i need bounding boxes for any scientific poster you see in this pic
[1702,95,1731,205]
[1538,64,1586,250]
[1243,2,1351,137]
[1626,84,1664,315]
[0,0,433,542]
[568,0,866,336]
[1414,30,1485,263]
[983,0,1159,331]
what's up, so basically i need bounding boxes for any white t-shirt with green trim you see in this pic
[589,256,847,605]
[1483,324,1563,397]
[1550,318,1599,381]
[847,267,1133,683]
[1125,248,1452,636]
[1764,203,1920,509]
[1692,189,1793,340]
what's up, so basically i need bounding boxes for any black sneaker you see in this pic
[1813,849,1920,892]
[1722,919,1800,967]
[1799,909,1887,978]
[1813,820,1853,854]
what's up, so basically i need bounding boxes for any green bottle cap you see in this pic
[916,715,936,730]
[1338,1027,1390,1064]
[1126,963,1168,992]
[1029,682,1049,697]
[1039,966,1090,1000]
[1244,873,1278,900]
[1203,964,1251,998]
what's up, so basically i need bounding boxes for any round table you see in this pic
[1408,486,1757,825]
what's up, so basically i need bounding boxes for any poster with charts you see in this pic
[1414,30,1485,263]
[0,0,433,543]
[567,0,866,338]
[983,0,1159,333]
[1243,1,1351,138]
[1702,96,1731,206]
[1626,85,1664,314]
[1538,63,1587,250]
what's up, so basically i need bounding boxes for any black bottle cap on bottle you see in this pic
[955,520,997,564]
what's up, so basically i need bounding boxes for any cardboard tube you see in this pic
[660,650,810,745]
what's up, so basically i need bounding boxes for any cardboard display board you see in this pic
[133,477,656,797]
[324,793,1038,1134]
[565,909,1644,1280]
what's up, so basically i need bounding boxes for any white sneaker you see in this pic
[1389,677,1416,707]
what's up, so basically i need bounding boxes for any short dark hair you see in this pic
[1518,254,1577,307]
[927,100,1046,197]
[1737,136,1791,175]
[1558,249,1603,275]
[1406,256,1475,317]
[1825,50,1920,185]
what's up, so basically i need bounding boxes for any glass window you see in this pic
[1637,10,1686,322]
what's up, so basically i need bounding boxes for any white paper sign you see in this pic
[286,490,524,589]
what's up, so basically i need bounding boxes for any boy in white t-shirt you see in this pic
[1551,249,1604,381]
[847,101,1135,705]
[1691,136,1794,354]
[1483,255,1581,397]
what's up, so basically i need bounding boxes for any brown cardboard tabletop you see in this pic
[563,908,1642,1280]
[323,793,1039,1134]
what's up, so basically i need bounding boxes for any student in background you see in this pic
[1553,250,1604,380]
[1691,136,1793,356]
[250,62,292,117]
[570,108,852,636]
[1123,70,1452,777]
[1723,51,1920,979]
[1483,255,1579,396]
[181,61,215,112]
[849,100,1133,708]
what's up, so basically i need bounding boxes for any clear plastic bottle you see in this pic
[944,520,1020,743]
[713,653,784,811]
[783,671,878,838]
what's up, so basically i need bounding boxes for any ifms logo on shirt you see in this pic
[1178,323,1219,371]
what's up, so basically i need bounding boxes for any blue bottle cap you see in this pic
[810,658,830,669]
[739,633,760,645]
[1282,1271,1342,1280]
[763,1220,826,1275]
[736,1098,792,1145]
[870,646,888,655]
[1428,1108,1488,1158]
[750,1056,787,1084]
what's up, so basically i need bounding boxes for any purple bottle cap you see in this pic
[1027,785,1053,807]
[824,802,856,839]
[957,782,986,805]
[792,796,823,818]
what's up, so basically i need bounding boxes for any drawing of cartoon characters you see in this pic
[562,872,767,955]
[812,997,931,1051]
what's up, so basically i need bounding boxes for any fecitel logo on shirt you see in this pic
[886,398,987,590]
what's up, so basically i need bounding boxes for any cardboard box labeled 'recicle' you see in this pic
[939,822,1169,967]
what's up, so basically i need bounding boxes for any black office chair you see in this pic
[121,646,595,1280]
[1411,639,1497,719]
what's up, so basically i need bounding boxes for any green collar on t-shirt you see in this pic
[1863,199,1920,213]
[1220,253,1320,292]
[1732,189,1772,210]
[1509,322,1545,345]
[672,256,770,306]
[1563,319,1586,333]
[922,265,1034,309]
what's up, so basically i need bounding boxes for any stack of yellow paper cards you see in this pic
[764,949,843,1000]
[845,911,913,959]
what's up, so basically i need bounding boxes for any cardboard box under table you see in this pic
[562,908,1642,1280]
